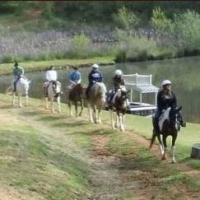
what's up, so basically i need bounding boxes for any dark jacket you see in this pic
[113,75,125,90]
[88,69,103,85]
[157,89,177,112]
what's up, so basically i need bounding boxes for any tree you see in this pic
[113,6,139,35]
[151,7,173,35]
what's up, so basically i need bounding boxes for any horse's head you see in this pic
[116,88,129,109]
[169,106,183,131]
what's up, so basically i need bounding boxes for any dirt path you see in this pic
[0,99,199,199]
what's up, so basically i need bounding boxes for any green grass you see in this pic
[0,56,115,75]
[0,93,199,199]
[106,129,200,199]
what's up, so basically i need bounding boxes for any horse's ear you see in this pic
[177,106,182,112]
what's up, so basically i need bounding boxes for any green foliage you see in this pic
[174,11,200,50]
[113,6,139,32]
[69,33,92,58]
[151,8,174,34]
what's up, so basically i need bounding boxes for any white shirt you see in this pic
[45,70,57,81]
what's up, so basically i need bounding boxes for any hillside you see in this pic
[0,94,199,199]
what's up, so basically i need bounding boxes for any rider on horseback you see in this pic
[108,69,126,105]
[44,66,57,97]
[13,61,24,92]
[68,66,81,89]
[86,64,103,98]
[154,80,186,133]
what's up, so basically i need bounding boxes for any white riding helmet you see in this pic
[115,69,123,76]
[161,80,172,87]
[92,64,99,69]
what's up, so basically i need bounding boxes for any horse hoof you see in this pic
[161,155,166,160]
[172,159,176,164]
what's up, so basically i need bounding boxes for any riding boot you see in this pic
[13,82,17,92]
[13,79,18,92]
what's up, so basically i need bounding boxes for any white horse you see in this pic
[87,82,107,124]
[45,81,62,113]
[12,77,31,107]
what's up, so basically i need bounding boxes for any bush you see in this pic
[1,55,14,63]
[174,11,200,50]
[69,33,92,58]
[115,32,158,62]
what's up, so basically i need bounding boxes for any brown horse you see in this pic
[108,87,129,132]
[67,84,85,117]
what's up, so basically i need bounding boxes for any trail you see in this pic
[0,98,199,199]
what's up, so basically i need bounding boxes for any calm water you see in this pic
[0,56,200,122]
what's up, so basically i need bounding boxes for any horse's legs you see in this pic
[88,104,94,123]
[75,101,78,117]
[68,101,72,116]
[162,135,167,160]
[45,97,49,109]
[18,94,22,108]
[25,94,29,106]
[97,107,102,124]
[110,109,115,129]
[51,98,55,113]
[149,129,156,149]
[93,105,97,123]
[119,113,125,132]
[12,93,16,106]
[79,99,84,116]
[171,133,177,163]
[156,133,165,158]
[57,97,61,113]
[116,113,120,128]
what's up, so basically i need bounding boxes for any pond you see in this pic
[0,56,199,123]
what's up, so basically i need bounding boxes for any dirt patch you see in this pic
[92,135,111,156]
[0,186,43,200]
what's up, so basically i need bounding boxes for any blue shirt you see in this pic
[68,71,81,83]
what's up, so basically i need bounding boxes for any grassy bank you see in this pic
[0,93,200,199]
[0,56,115,75]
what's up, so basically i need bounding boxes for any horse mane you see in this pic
[159,107,171,132]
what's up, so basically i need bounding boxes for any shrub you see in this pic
[69,33,92,58]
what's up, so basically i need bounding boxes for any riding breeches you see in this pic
[13,77,20,92]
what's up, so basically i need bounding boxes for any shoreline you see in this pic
[0,57,115,76]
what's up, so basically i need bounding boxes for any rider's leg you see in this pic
[13,78,19,92]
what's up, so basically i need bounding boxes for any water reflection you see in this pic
[0,56,199,122]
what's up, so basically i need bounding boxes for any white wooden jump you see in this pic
[123,73,159,105]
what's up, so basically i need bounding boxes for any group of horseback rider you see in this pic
[11,62,186,132]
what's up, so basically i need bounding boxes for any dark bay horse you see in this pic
[150,106,184,163]
[67,84,85,117]
[108,87,129,132]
